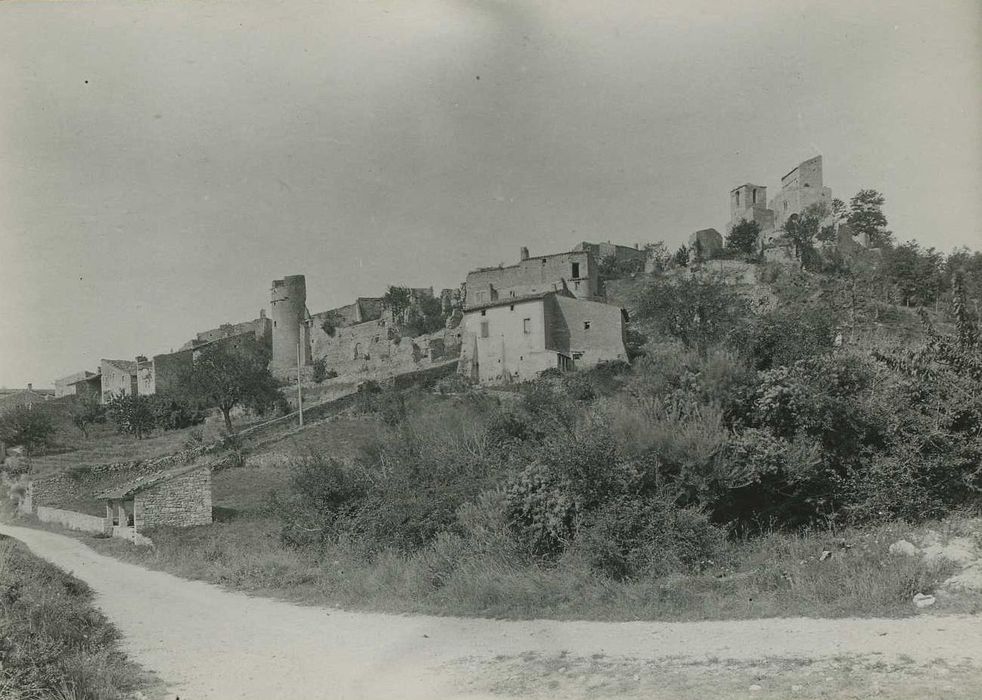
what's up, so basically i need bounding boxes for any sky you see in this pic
[1,0,980,388]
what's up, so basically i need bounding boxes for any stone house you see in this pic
[464,247,601,309]
[459,287,627,384]
[54,371,97,398]
[98,463,212,543]
[99,359,138,402]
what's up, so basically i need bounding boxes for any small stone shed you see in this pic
[97,463,212,542]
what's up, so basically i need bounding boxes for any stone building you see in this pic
[769,156,832,230]
[458,286,627,385]
[573,241,646,266]
[727,156,834,236]
[99,359,138,401]
[98,463,212,543]
[729,183,775,233]
[53,371,96,398]
[464,247,600,308]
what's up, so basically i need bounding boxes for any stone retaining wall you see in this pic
[36,505,109,534]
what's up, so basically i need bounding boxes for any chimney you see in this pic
[520,246,530,261]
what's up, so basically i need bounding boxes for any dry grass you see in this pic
[0,535,158,699]
[81,513,982,623]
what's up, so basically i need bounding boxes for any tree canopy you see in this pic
[180,342,282,431]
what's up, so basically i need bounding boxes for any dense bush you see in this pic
[105,393,204,438]
[0,405,56,454]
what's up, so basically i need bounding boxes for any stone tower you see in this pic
[270,275,311,375]
[729,183,774,233]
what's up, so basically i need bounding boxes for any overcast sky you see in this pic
[1,0,980,388]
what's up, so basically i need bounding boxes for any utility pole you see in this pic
[296,324,304,428]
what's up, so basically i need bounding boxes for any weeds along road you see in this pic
[4,523,982,700]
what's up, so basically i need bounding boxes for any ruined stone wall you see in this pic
[152,349,193,397]
[465,251,598,307]
[309,316,461,381]
[137,468,212,528]
[196,316,272,347]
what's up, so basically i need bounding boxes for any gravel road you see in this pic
[4,523,982,699]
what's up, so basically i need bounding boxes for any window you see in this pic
[480,321,489,338]
[572,351,584,360]
[571,262,580,278]
[510,305,515,311]
[583,320,591,330]
[735,190,740,206]
[752,189,758,204]
[480,309,486,316]
[523,318,531,335]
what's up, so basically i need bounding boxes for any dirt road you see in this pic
[4,523,982,699]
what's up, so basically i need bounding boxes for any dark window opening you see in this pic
[752,189,758,204]
[480,321,489,338]
[523,318,531,335]
[583,321,591,330]
[735,191,741,206]
[571,262,580,278]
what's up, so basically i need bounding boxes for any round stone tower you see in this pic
[270,275,311,374]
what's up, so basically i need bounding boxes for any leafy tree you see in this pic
[643,241,671,273]
[106,393,156,439]
[831,197,848,223]
[881,241,944,306]
[382,286,413,317]
[847,189,892,247]
[180,342,282,431]
[781,204,824,266]
[726,219,761,258]
[673,245,690,268]
[0,405,56,454]
[634,275,750,356]
[70,396,106,438]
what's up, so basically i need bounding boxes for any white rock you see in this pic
[889,539,919,556]
[749,684,763,692]
[913,593,936,608]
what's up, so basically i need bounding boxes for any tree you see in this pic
[781,208,822,267]
[726,219,761,258]
[847,189,892,247]
[106,393,156,439]
[181,342,282,431]
[382,286,413,317]
[881,241,944,306]
[673,245,690,268]
[70,396,106,438]
[643,241,671,273]
[831,198,848,224]
[634,275,750,356]
[0,405,56,454]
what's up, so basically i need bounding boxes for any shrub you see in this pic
[0,405,56,454]
[281,456,368,546]
[70,396,106,438]
[572,496,727,580]
[105,393,156,439]
[148,395,205,431]
[312,358,328,383]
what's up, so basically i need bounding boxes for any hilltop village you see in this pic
[12,154,867,409]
